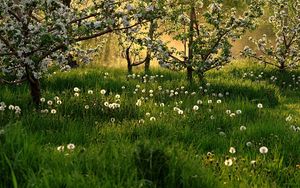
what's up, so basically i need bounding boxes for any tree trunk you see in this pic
[25,66,41,106]
[144,20,157,74]
[279,63,286,72]
[27,74,41,106]
[128,62,133,75]
[187,67,193,83]
[187,4,196,83]
[144,55,151,74]
[125,46,133,74]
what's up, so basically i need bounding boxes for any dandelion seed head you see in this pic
[47,100,53,106]
[224,158,233,166]
[240,126,247,131]
[100,89,106,95]
[259,146,268,154]
[57,145,64,152]
[74,87,80,92]
[67,143,75,150]
[193,105,199,111]
[229,147,236,154]
[51,109,57,114]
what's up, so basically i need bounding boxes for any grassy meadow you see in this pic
[1,61,300,188]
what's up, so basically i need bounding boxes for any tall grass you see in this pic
[0,63,300,187]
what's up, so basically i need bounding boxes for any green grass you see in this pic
[1,62,300,188]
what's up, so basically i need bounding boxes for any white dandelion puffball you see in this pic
[67,143,75,150]
[138,119,145,124]
[178,110,184,115]
[57,145,64,152]
[257,103,263,109]
[236,110,242,114]
[100,89,106,95]
[197,100,203,105]
[136,99,142,107]
[47,100,53,106]
[240,126,247,131]
[246,142,252,147]
[259,146,268,154]
[8,105,15,110]
[224,158,233,166]
[229,147,236,154]
[286,115,292,122]
[193,105,199,111]
[74,87,80,92]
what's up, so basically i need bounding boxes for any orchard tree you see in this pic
[0,0,159,105]
[155,0,263,83]
[119,20,157,74]
[117,0,169,74]
[241,0,300,71]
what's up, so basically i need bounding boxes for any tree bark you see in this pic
[187,4,196,83]
[128,64,133,75]
[27,73,41,106]
[144,20,157,74]
[25,66,41,106]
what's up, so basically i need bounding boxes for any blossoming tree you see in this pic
[117,1,164,74]
[0,0,158,105]
[155,0,263,83]
[241,0,300,71]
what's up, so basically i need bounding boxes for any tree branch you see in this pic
[74,21,146,42]
[0,77,27,85]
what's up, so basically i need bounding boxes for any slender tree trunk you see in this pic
[279,63,286,72]
[28,76,41,106]
[128,64,133,75]
[26,67,41,106]
[187,4,195,83]
[144,55,151,74]
[144,20,157,74]
[125,46,133,74]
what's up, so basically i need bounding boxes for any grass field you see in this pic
[1,61,300,188]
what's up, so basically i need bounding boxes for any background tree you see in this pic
[241,0,300,71]
[117,0,169,74]
[155,0,264,83]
